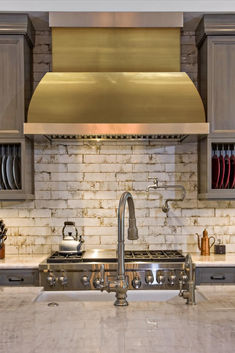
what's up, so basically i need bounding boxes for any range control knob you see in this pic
[145,270,154,285]
[156,271,166,285]
[93,277,103,289]
[132,276,141,289]
[81,275,90,287]
[59,275,68,287]
[47,272,57,287]
[168,271,177,286]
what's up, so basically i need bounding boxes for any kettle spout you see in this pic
[196,233,201,251]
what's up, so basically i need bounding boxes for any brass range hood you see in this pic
[25,71,207,141]
[24,13,208,141]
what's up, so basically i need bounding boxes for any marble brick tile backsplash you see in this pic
[1,140,235,255]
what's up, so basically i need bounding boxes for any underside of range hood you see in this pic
[24,72,208,141]
[42,134,188,143]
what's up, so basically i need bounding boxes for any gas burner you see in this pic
[47,251,84,263]
[125,250,184,262]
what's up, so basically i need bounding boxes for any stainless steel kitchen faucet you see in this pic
[95,191,138,306]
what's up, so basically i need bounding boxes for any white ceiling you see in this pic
[1,1,235,12]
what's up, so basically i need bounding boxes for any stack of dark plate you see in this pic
[0,144,21,190]
[212,144,235,189]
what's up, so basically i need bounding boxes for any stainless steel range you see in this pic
[39,249,191,292]
[39,191,196,305]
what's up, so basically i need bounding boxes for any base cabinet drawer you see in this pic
[196,267,235,285]
[0,269,39,286]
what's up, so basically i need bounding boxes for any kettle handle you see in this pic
[62,222,78,240]
[209,236,215,248]
[64,221,75,227]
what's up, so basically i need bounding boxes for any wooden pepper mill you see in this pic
[0,243,5,259]
[0,219,7,259]
[197,229,215,256]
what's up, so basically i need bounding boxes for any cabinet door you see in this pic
[0,36,24,134]
[0,269,39,286]
[208,36,235,133]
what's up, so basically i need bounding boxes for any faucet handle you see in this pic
[148,177,158,184]
[146,177,159,192]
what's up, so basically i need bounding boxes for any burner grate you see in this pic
[47,251,84,263]
[46,250,185,263]
[125,250,185,262]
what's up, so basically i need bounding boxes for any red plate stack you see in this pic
[212,144,235,189]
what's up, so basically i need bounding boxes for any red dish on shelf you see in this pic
[212,154,220,189]
[224,153,231,189]
[218,154,225,189]
[230,154,235,188]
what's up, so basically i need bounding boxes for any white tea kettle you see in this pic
[59,221,84,255]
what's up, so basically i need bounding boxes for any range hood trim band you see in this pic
[24,123,209,136]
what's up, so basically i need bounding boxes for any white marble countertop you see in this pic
[0,255,47,269]
[0,285,235,353]
[191,253,235,266]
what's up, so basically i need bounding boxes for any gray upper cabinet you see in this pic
[196,15,235,199]
[0,36,25,135]
[196,15,235,135]
[0,14,34,138]
[0,14,35,200]
[208,37,235,133]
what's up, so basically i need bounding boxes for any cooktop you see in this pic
[46,250,185,263]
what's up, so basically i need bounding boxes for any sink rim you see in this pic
[34,289,205,303]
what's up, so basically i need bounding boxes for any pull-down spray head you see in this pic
[128,218,138,240]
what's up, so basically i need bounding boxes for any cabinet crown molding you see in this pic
[0,13,35,46]
[196,14,235,47]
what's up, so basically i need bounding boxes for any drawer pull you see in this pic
[8,277,24,282]
[210,275,226,280]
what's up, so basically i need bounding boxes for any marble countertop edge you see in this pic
[0,255,48,269]
[1,252,235,269]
